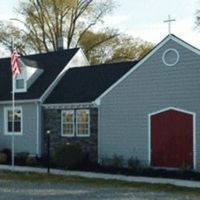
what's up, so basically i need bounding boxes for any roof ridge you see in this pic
[22,47,79,58]
[69,60,138,70]
[0,48,80,60]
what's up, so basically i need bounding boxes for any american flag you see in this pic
[11,50,21,77]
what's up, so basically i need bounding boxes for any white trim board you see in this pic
[0,99,39,104]
[4,106,23,136]
[95,34,200,105]
[148,107,196,170]
[43,102,95,109]
[36,102,40,155]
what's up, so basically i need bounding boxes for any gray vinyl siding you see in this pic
[100,39,200,169]
[0,102,41,155]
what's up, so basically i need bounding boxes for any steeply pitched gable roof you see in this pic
[0,48,79,101]
[94,34,200,103]
[44,61,138,104]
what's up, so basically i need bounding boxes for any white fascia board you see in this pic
[149,106,196,117]
[0,99,39,104]
[170,35,200,56]
[43,102,96,109]
[67,48,89,68]
[78,48,90,66]
[94,34,200,104]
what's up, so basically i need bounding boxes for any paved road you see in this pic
[0,179,199,200]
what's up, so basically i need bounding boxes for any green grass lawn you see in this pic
[0,169,200,197]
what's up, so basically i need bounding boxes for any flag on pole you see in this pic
[10,47,21,168]
[11,50,21,77]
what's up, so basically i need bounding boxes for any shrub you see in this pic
[100,156,110,166]
[179,163,192,172]
[53,142,85,169]
[15,152,29,165]
[0,152,7,164]
[110,154,124,168]
[26,155,37,166]
[128,156,143,171]
[1,149,11,163]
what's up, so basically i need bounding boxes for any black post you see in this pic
[46,130,51,173]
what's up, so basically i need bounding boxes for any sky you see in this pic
[0,0,199,52]
[106,0,199,47]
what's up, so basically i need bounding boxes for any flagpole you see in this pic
[11,36,15,168]
[10,37,21,168]
[12,73,15,168]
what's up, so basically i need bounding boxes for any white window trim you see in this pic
[14,77,27,92]
[4,106,23,135]
[148,107,196,170]
[14,61,27,93]
[162,48,180,67]
[76,109,90,137]
[61,110,75,137]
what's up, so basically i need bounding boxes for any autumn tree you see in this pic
[80,30,153,64]
[0,22,27,54]
[0,0,115,53]
[0,0,153,63]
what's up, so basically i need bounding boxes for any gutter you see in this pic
[0,99,40,104]
[43,102,97,109]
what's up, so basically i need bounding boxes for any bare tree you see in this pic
[0,0,153,64]
[10,0,115,52]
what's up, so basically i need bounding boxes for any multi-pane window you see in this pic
[4,107,22,135]
[62,110,74,137]
[76,110,90,136]
[61,109,90,137]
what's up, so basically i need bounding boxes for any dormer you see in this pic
[14,60,43,93]
[14,61,27,92]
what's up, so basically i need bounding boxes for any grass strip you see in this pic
[0,169,199,197]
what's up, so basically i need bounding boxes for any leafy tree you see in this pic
[0,22,27,54]
[80,31,153,64]
[107,34,153,63]
[11,0,114,53]
[0,0,153,63]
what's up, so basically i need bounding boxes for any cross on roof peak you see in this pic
[163,15,176,34]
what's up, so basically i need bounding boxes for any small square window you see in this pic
[16,79,25,89]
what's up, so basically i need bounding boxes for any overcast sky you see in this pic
[107,0,199,47]
[0,0,199,50]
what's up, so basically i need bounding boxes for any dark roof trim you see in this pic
[44,60,137,104]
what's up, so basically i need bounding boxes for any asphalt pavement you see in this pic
[0,178,199,200]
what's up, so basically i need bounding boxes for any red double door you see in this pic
[151,109,193,168]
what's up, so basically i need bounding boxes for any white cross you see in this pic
[163,15,176,34]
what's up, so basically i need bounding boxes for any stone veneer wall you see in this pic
[43,107,98,162]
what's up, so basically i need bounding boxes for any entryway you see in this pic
[150,108,194,168]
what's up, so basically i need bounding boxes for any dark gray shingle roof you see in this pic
[0,48,79,101]
[45,61,138,104]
